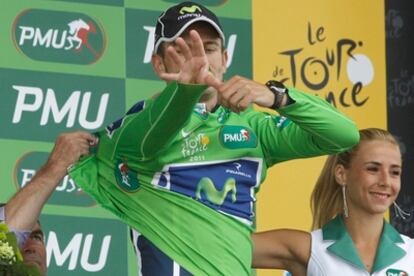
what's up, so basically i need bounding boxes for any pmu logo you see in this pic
[42,215,128,275]
[0,68,125,142]
[386,269,408,276]
[220,126,257,149]
[12,84,109,129]
[12,9,106,64]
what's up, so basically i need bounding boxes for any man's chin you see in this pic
[24,258,44,273]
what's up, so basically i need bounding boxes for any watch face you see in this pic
[266,80,287,109]
[274,86,286,93]
[266,80,286,93]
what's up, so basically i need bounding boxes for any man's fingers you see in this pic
[205,74,222,90]
[189,30,206,57]
[77,131,98,145]
[175,37,192,61]
[166,45,184,68]
[238,93,254,111]
[218,75,242,93]
[228,88,248,107]
[159,72,180,82]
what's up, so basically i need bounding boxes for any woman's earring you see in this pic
[342,185,349,218]
[393,201,411,220]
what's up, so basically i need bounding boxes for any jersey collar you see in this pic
[322,216,406,272]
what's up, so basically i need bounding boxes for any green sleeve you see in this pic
[248,87,359,166]
[101,81,207,160]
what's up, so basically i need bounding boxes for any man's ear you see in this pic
[221,49,228,74]
[151,54,166,77]
[334,164,347,186]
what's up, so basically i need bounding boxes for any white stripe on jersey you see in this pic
[131,229,143,276]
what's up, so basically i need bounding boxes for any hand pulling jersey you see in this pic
[69,81,359,275]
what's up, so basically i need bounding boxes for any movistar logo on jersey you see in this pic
[196,177,237,205]
[12,9,106,64]
[386,269,408,276]
[154,158,260,223]
[114,160,140,192]
[220,126,257,149]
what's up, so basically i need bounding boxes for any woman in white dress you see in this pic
[252,128,414,276]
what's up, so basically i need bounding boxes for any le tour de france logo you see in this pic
[273,22,375,109]
[12,9,106,64]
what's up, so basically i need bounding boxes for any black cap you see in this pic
[154,1,225,54]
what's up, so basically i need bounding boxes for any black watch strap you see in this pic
[265,80,288,109]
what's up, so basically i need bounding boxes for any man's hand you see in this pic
[159,30,222,89]
[217,76,276,113]
[4,131,97,232]
[44,131,97,179]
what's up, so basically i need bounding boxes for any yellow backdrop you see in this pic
[253,1,386,275]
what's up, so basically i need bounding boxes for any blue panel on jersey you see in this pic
[106,100,145,137]
[155,159,259,223]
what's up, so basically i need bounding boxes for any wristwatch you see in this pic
[265,80,288,109]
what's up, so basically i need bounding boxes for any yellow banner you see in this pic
[252,1,386,275]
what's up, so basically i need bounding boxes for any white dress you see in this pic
[307,216,414,276]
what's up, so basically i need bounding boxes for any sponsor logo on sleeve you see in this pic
[273,116,291,129]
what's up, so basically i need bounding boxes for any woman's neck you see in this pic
[343,213,385,272]
[343,213,384,243]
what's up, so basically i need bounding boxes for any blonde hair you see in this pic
[310,128,400,230]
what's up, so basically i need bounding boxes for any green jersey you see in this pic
[69,81,359,275]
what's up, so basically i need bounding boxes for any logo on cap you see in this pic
[179,5,202,15]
